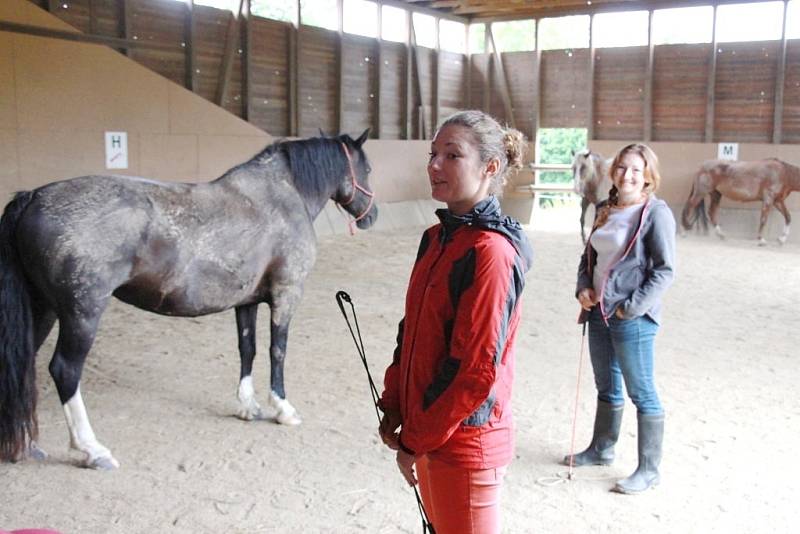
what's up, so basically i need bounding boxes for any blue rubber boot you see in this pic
[613,413,664,494]
[563,401,624,467]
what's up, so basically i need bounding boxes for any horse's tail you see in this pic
[0,191,38,462]
[681,173,709,233]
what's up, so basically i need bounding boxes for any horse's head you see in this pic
[572,150,609,203]
[571,149,594,196]
[334,129,378,230]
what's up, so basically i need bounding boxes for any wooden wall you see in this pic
[540,48,590,129]
[15,0,800,145]
[784,41,800,144]
[652,45,710,142]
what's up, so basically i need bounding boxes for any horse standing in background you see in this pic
[681,158,800,245]
[0,131,377,470]
[572,149,611,244]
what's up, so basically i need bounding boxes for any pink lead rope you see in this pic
[567,321,588,480]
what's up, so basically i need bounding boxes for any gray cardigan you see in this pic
[576,196,676,325]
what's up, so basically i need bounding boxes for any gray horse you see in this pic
[0,131,377,469]
[572,149,611,244]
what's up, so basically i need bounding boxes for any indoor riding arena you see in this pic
[1,0,798,532]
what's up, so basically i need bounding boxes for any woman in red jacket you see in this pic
[379,110,533,534]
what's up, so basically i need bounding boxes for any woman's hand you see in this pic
[396,449,418,486]
[379,408,402,450]
[577,288,597,311]
[615,307,625,319]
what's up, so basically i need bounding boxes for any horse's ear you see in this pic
[355,128,370,147]
[570,149,575,158]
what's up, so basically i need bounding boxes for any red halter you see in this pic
[338,142,375,235]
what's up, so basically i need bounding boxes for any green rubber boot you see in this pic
[613,413,664,494]
[563,401,624,467]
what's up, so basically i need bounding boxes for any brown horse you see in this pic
[681,158,800,245]
[572,149,611,243]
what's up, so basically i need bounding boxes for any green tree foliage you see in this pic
[537,128,587,184]
[469,24,486,53]
[251,0,296,23]
[491,20,535,52]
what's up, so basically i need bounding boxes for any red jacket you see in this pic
[381,198,532,469]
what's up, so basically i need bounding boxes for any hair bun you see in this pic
[503,128,526,172]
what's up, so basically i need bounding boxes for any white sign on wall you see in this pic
[105,131,128,169]
[717,142,738,161]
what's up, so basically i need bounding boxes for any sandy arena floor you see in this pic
[1,217,798,533]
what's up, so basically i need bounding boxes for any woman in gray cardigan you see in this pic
[563,143,676,494]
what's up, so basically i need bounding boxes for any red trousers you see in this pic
[417,455,508,534]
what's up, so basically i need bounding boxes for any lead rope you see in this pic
[537,322,589,486]
[335,291,435,534]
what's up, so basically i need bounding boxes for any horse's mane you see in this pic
[264,137,350,200]
[781,159,800,190]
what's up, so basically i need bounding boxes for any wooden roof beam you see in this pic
[379,0,468,22]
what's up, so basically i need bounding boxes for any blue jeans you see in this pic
[588,307,663,415]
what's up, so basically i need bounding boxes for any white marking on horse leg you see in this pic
[778,223,790,244]
[236,375,263,421]
[269,391,302,426]
[63,387,119,470]
[757,237,768,246]
[27,440,48,461]
[714,225,725,239]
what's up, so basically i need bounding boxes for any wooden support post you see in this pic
[705,5,718,143]
[290,0,300,136]
[410,16,425,138]
[88,0,98,36]
[184,0,195,92]
[773,0,789,144]
[483,23,490,113]
[376,3,382,139]
[433,18,440,133]
[215,0,245,108]
[487,25,515,128]
[532,19,540,142]
[118,0,133,57]
[289,25,299,136]
[241,0,252,121]
[405,10,413,139]
[465,23,472,108]
[337,0,345,134]
[643,10,654,142]
[587,14,595,141]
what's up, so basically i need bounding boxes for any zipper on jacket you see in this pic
[402,227,453,425]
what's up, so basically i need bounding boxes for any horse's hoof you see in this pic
[236,403,264,421]
[86,455,120,470]
[269,392,302,426]
[275,410,302,426]
[757,239,767,247]
[27,441,48,461]
[778,237,787,245]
